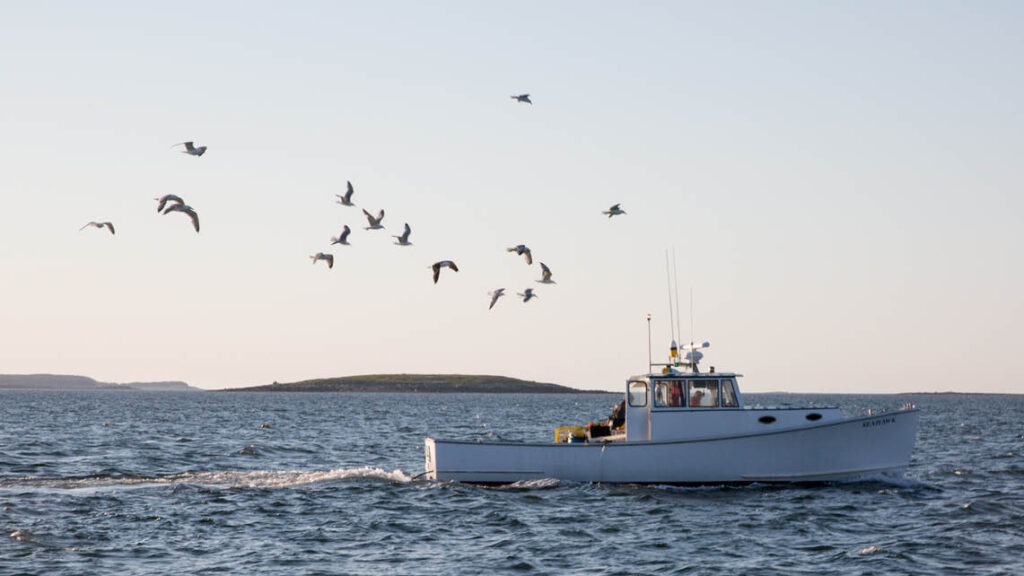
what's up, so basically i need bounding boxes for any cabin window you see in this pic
[652,380,684,408]
[720,379,738,407]
[628,381,648,407]
[653,381,666,407]
[688,380,720,407]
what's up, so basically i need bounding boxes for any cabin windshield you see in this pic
[689,380,720,407]
[720,379,739,407]
[653,380,685,407]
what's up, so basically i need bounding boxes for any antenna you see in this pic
[665,251,675,345]
[646,313,652,373]
[672,247,681,349]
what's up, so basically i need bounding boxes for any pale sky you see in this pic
[2,1,1021,393]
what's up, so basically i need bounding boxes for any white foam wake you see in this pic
[0,467,412,491]
[169,466,412,488]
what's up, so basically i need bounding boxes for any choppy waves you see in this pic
[1,391,1023,575]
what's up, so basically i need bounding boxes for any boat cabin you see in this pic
[556,365,843,445]
[617,369,844,442]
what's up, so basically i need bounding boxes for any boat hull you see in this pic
[425,409,919,484]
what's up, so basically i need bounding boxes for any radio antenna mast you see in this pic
[690,287,695,348]
[646,313,652,373]
[665,250,676,345]
[672,247,682,350]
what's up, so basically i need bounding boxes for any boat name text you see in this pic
[862,416,895,428]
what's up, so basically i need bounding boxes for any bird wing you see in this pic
[79,222,94,231]
[341,225,351,241]
[432,263,440,284]
[524,250,533,265]
[449,262,458,272]
[105,222,115,235]
[346,181,354,200]
[185,208,200,232]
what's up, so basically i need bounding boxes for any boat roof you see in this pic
[633,371,743,380]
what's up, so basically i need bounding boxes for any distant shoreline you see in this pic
[224,374,608,394]
[0,374,198,392]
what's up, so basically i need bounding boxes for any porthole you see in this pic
[758,416,776,424]
[806,413,822,421]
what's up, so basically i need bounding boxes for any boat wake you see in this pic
[0,467,412,491]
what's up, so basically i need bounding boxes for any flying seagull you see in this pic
[310,252,334,269]
[163,203,200,233]
[602,203,626,218]
[330,225,352,246]
[335,181,356,207]
[517,288,538,302]
[362,208,385,230]
[511,94,532,104]
[488,288,506,310]
[431,260,458,284]
[80,221,115,235]
[155,194,185,213]
[537,262,556,284]
[173,141,207,157]
[507,244,533,265]
[393,222,412,246]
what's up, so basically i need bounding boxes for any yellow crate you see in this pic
[554,426,587,443]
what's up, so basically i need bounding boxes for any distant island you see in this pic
[0,374,200,392]
[227,374,606,394]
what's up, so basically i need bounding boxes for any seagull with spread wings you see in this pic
[537,262,556,284]
[507,244,533,265]
[363,208,385,230]
[431,260,458,284]
[517,288,538,303]
[336,181,356,207]
[331,225,352,246]
[310,252,334,269]
[393,223,412,246]
[155,194,185,213]
[602,203,626,218]
[488,288,506,310]
[173,141,207,157]
[162,203,200,233]
[80,221,115,235]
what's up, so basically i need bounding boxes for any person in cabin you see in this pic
[690,389,704,407]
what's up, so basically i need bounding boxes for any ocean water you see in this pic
[1,390,1021,575]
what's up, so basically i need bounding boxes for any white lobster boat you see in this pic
[424,343,919,485]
